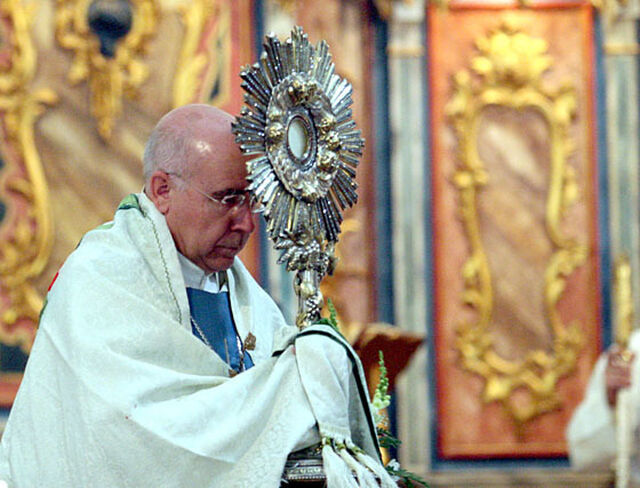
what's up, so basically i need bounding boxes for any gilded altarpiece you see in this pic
[0,0,256,407]
[429,3,601,458]
[0,1,57,406]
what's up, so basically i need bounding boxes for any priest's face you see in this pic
[152,121,255,273]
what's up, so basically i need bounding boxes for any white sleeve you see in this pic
[566,353,617,470]
[567,333,640,472]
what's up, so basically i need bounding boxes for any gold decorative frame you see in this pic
[267,0,300,14]
[0,0,57,352]
[173,0,231,108]
[172,0,217,107]
[204,5,231,109]
[421,0,618,12]
[447,19,586,429]
[614,255,633,348]
[55,0,158,140]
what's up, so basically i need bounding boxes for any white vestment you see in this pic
[0,193,391,488]
[567,330,640,480]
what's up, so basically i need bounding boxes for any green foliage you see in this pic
[376,427,401,449]
[385,463,430,488]
[372,350,391,416]
[316,304,429,487]
[316,298,340,332]
[374,351,430,487]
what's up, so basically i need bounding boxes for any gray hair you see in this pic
[142,119,192,186]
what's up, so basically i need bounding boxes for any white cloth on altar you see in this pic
[567,330,640,480]
[0,192,386,487]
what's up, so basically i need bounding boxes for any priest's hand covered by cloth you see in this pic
[0,105,392,488]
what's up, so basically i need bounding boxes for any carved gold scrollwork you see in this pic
[421,0,622,12]
[55,0,158,140]
[267,0,300,14]
[173,0,230,108]
[614,255,633,348]
[172,0,216,107]
[447,19,586,430]
[0,0,57,352]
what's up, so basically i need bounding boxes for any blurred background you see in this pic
[0,0,635,485]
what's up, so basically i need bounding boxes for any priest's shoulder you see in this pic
[58,194,150,278]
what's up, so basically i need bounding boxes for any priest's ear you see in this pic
[146,170,172,215]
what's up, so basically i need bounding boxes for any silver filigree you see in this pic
[232,26,364,328]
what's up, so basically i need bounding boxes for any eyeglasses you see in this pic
[164,171,261,214]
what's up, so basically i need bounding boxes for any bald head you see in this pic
[143,104,255,273]
[143,104,240,186]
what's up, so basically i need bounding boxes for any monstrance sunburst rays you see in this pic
[232,26,364,328]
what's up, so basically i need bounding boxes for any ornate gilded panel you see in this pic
[203,4,231,108]
[172,0,230,108]
[55,0,158,140]
[0,0,57,402]
[267,0,300,14]
[447,18,586,430]
[614,255,633,348]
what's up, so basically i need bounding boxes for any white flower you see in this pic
[386,459,401,471]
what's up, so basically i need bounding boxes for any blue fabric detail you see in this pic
[186,288,253,372]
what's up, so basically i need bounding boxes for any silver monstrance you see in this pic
[233,26,364,329]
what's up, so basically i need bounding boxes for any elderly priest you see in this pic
[0,104,394,488]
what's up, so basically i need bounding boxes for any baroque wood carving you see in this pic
[0,0,57,351]
[55,0,158,140]
[173,0,231,108]
[447,18,586,430]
